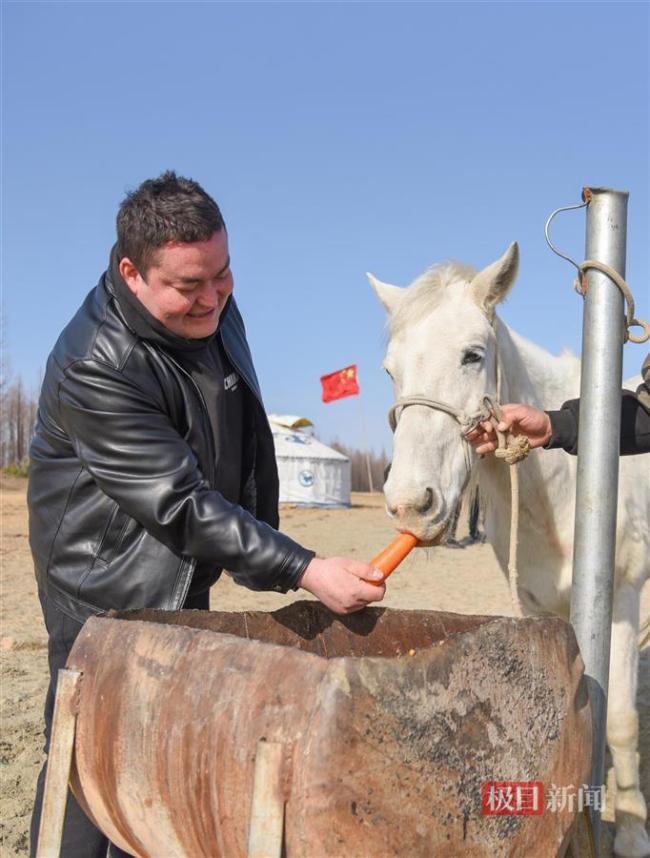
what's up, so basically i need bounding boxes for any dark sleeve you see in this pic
[544,404,579,455]
[545,389,650,456]
[58,359,314,592]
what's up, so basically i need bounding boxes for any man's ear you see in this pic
[367,272,403,315]
[470,242,519,316]
[118,257,142,296]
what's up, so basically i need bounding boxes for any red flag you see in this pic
[320,365,360,403]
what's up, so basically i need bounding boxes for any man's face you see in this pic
[119,229,233,339]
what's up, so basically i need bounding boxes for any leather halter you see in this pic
[388,395,493,473]
[388,396,489,435]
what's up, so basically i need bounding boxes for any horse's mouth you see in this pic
[399,519,451,548]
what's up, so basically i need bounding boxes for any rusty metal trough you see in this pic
[64,601,591,857]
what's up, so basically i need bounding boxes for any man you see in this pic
[467,352,650,455]
[28,172,385,857]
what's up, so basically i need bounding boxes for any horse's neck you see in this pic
[494,319,580,409]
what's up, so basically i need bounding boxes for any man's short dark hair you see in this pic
[116,171,225,275]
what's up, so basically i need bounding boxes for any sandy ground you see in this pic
[1,476,648,856]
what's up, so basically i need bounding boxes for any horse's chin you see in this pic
[399,519,451,547]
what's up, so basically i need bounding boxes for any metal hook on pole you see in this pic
[544,198,590,290]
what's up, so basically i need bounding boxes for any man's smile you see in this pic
[187,307,217,319]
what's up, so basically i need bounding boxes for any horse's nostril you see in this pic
[415,487,434,514]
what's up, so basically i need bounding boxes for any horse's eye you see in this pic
[384,367,394,380]
[462,350,483,366]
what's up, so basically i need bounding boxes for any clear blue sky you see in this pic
[3,1,648,452]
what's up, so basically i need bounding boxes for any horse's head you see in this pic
[369,242,519,544]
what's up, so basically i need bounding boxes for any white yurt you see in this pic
[267,415,351,507]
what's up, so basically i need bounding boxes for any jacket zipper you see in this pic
[157,349,218,486]
[142,344,218,611]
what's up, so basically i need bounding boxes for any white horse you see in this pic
[369,243,650,858]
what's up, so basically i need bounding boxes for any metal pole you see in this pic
[356,396,375,493]
[569,187,628,852]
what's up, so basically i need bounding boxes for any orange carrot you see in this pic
[369,532,418,584]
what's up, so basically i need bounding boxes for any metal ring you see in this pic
[628,319,650,345]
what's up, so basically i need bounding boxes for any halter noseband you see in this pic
[387,395,496,475]
[388,396,491,436]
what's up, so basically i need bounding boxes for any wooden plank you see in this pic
[247,740,285,858]
[36,669,82,858]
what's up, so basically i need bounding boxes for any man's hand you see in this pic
[298,557,386,614]
[466,404,553,454]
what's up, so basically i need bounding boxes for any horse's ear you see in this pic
[470,242,519,315]
[367,272,402,314]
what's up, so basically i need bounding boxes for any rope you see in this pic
[575,259,650,344]
[388,397,486,434]
[488,327,530,616]
[389,397,489,476]
[483,397,530,618]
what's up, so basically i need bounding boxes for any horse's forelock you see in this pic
[388,261,477,337]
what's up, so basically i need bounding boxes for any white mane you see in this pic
[388,262,476,337]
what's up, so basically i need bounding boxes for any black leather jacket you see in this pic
[28,267,314,623]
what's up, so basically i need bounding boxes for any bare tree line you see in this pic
[329,439,390,493]
[1,372,38,472]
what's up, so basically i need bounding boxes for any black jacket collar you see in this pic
[105,245,231,355]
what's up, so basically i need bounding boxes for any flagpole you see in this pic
[320,364,374,494]
[356,395,375,494]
